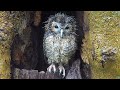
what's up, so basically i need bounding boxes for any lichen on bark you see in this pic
[88,11,120,79]
[0,11,33,79]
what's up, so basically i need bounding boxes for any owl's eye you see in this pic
[65,26,69,29]
[54,25,58,28]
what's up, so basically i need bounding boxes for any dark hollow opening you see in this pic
[11,11,89,79]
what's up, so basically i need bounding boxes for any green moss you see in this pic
[89,11,120,79]
[0,11,31,79]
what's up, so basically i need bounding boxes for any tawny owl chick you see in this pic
[43,13,77,77]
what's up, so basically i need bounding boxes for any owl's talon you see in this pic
[58,65,65,78]
[47,64,56,73]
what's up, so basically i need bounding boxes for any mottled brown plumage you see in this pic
[43,13,77,77]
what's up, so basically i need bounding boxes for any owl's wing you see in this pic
[43,31,51,64]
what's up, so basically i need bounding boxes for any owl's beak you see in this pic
[60,29,63,38]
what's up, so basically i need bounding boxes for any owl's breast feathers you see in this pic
[43,32,77,65]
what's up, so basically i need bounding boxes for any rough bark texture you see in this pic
[89,11,120,79]
[0,11,34,79]
[76,11,92,79]
[12,59,81,79]
[11,11,38,70]
[66,59,82,79]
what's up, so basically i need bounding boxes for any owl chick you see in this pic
[43,13,77,77]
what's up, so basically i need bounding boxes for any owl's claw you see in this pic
[58,65,65,78]
[47,64,56,73]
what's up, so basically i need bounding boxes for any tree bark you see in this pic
[2,11,119,79]
[0,11,35,79]
[88,11,120,79]
[13,59,82,79]
[76,11,92,79]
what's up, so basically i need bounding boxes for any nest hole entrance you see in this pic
[11,11,85,74]
[35,11,84,72]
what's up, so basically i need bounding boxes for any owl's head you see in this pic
[44,13,77,37]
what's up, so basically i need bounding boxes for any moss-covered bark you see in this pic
[0,11,33,79]
[88,11,120,79]
[78,11,92,79]
[81,11,92,65]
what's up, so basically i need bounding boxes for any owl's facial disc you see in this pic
[51,21,72,38]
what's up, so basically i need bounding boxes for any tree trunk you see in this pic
[88,11,120,79]
[76,11,92,79]
[1,11,119,79]
[0,11,35,79]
